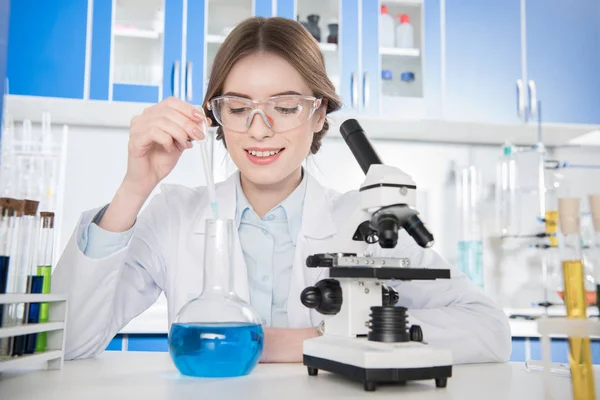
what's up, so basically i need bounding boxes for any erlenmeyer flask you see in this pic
[168,218,263,377]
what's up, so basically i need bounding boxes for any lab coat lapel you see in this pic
[192,171,250,302]
[287,173,337,328]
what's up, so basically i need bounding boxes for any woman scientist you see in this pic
[53,17,511,363]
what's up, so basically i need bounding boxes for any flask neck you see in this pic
[201,218,234,297]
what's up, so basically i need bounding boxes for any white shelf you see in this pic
[0,293,68,304]
[383,0,423,5]
[114,28,161,39]
[0,350,63,372]
[113,80,160,87]
[318,43,338,52]
[0,293,67,372]
[380,47,420,57]
[206,34,225,44]
[0,322,65,339]
[6,95,600,147]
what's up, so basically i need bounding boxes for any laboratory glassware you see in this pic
[168,218,263,377]
[558,197,596,400]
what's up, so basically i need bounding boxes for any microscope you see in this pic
[300,119,453,392]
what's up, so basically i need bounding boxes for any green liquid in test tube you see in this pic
[35,212,55,353]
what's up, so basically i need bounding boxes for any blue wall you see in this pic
[0,0,10,133]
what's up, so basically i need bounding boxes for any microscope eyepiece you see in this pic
[403,215,434,248]
[340,119,382,174]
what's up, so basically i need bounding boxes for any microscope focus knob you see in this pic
[300,279,343,315]
[409,325,424,342]
[300,286,322,308]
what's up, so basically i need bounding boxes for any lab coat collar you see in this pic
[193,170,337,239]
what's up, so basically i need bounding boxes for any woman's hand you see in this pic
[124,96,209,199]
[98,97,210,233]
[259,327,320,363]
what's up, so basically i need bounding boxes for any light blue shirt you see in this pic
[78,174,307,328]
[235,174,306,328]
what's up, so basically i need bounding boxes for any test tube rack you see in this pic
[537,317,600,399]
[0,293,68,372]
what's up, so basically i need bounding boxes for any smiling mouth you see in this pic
[245,148,285,157]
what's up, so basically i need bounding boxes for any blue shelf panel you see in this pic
[113,84,160,103]
[276,0,295,19]
[127,334,169,352]
[106,334,600,364]
[105,336,123,351]
[7,0,88,99]
[509,338,526,362]
[254,0,273,17]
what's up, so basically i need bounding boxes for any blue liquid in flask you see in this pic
[169,322,264,377]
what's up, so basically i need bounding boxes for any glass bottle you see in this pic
[168,218,263,378]
[495,142,518,236]
[456,165,484,289]
[557,198,596,400]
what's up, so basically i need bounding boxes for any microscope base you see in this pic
[303,336,452,392]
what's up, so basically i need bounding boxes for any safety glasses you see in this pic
[207,94,322,133]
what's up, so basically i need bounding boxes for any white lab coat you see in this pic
[52,171,511,363]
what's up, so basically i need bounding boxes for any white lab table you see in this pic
[1,352,597,400]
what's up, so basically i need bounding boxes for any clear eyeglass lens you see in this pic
[211,96,318,133]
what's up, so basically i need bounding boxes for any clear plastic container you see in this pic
[394,14,414,48]
[168,218,264,377]
[379,5,395,48]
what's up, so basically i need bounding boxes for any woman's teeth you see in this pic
[246,149,281,157]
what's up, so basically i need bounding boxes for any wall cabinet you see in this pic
[6,0,600,127]
[444,0,600,125]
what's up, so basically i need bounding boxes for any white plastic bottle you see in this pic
[395,14,414,48]
[379,5,395,48]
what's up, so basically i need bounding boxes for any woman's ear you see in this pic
[314,99,328,132]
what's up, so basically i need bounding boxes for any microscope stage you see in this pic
[303,335,452,391]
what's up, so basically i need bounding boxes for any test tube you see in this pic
[6,199,25,296]
[11,199,39,356]
[456,165,484,289]
[4,199,25,349]
[558,198,596,400]
[34,212,54,353]
[0,198,17,357]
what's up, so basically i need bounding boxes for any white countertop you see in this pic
[0,352,594,400]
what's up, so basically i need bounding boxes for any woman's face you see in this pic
[220,52,326,187]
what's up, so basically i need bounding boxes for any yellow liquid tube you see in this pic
[562,260,596,400]
[545,210,559,247]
